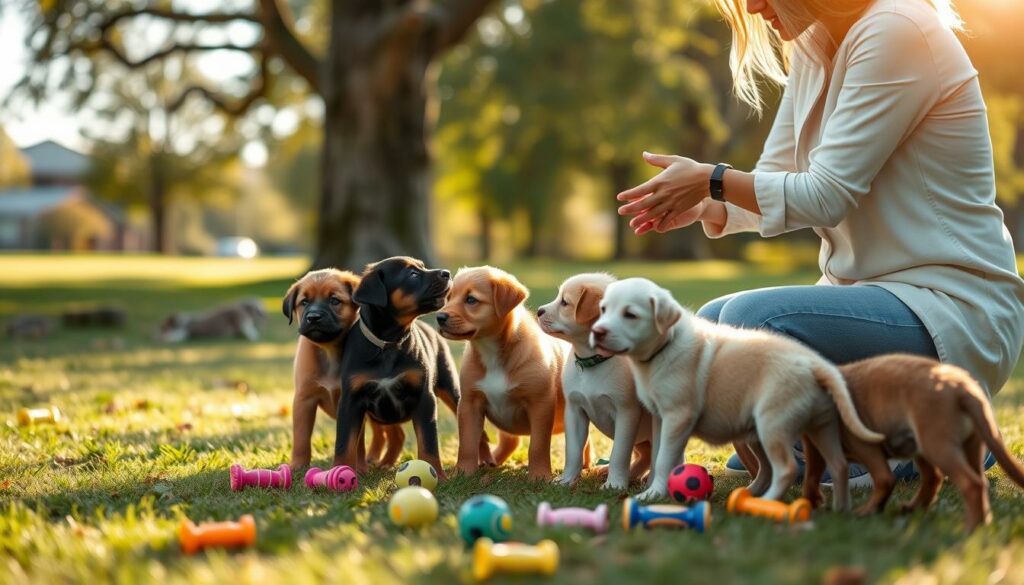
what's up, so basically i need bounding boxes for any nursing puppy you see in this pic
[591,278,883,506]
[537,273,652,489]
[283,268,404,469]
[334,257,459,477]
[438,266,570,480]
[802,354,1024,531]
[158,299,264,342]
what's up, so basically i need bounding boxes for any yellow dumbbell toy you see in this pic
[472,538,559,581]
[17,406,62,426]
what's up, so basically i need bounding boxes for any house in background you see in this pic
[0,140,145,251]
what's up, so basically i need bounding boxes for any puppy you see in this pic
[334,257,460,477]
[802,354,1024,531]
[158,299,264,342]
[283,268,404,469]
[537,273,652,489]
[437,266,570,480]
[591,278,883,507]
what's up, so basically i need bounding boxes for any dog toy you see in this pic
[17,406,62,426]
[394,459,438,492]
[668,463,714,503]
[726,487,811,524]
[459,494,513,545]
[229,463,292,491]
[622,498,710,533]
[389,486,438,528]
[536,502,608,533]
[473,538,559,581]
[179,515,256,554]
[304,466,358,492]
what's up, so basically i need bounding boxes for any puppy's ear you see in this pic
[573,286,602,325]
[282,282,301,325]
[650,289,682,335]
[354,269,388,309]
[492,274,529,318]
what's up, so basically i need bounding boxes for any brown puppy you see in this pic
[802,354,1024,531]
[283,269,403,468]
[437,266,570,480]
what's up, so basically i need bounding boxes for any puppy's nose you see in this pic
[436,313,449,326]
[592,326,607,341]
[537,307,546,317]
[440,269,451,281]
[305,311,323,323]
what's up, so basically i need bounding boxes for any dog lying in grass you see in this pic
[591,277,883,506]
[802,354,1024,531]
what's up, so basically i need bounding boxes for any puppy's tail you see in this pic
[813,362,886,443]
[961,387,1024,489]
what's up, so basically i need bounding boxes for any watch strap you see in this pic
[710,163,733,202]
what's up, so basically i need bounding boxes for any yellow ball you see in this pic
[389,486,438,528]
[395,459,439,492]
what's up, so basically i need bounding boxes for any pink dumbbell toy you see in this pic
[536,502,609,533]
[229,463,292,491]
[304,465,358,492]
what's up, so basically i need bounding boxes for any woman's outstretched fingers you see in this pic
[616,177,658,202]
[642,151,679,169]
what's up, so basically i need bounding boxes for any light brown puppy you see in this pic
[283,269,404,468]
[437,266,570,480]
[802,354,1024,531]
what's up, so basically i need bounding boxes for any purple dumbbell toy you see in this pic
[304,465,359,492]
[536,502,609,533]
[229,463,292,491]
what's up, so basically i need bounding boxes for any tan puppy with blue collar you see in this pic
[537,273,652,489]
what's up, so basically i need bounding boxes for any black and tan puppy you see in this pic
[283,269,405,469]
[334,257,460,478]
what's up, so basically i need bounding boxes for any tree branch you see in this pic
[97,7,259,35]
[167,52,270,116]
[87,39,261,69]
[257,0,321,92]
[431,0,499,54]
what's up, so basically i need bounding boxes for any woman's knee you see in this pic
[716,291,782,329]
[696,295,732,323]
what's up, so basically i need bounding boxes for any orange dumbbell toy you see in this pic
[473,538,559,581]
[179,515,256,554]
[726,487,811,524]
[17,406,62,426]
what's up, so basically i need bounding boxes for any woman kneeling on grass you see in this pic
[616,0,1024,485]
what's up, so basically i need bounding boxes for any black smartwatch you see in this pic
[710,163,733,202]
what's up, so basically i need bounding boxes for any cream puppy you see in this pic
[537,273,652,490]
[590,278,883,507]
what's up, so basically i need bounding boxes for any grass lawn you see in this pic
[1,255,1022,585]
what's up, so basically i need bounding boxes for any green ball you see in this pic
[389,486,438,528]
[395,459,439,492]
[458,495,512,545]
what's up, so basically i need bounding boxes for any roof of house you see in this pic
[0,186,82,217]
[21,140,90,179]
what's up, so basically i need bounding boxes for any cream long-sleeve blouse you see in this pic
[705,0,1024,394]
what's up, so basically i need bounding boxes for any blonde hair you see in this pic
[712,0,964,114]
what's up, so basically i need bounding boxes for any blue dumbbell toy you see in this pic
[622,497,710,533]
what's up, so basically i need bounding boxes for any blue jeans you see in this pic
[697,285,938,365]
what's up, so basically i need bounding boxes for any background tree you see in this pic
[15,0,498,269]
[0,127,31,188]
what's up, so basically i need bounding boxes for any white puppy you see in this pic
[590,278,883,508]
[537,273,652,490]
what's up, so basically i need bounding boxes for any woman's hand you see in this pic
[617,152,716,235]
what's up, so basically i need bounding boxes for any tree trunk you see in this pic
[149,155,168,254]
[478,202,492,261]
[312,8,439,272]
[608,161,631,260]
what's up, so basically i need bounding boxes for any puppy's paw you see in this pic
[555,473,579,487]
[528,469,554,482]
[601,478,628,492]
[635,486,667,502]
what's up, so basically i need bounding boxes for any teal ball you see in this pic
[458,495,512,546]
